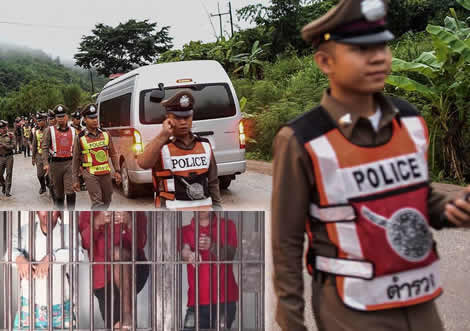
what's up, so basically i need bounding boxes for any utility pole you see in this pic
[89,69,94,94]
[211,1,234,39]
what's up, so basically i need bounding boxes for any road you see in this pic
[0,153,272,210]
[2,154,470,331]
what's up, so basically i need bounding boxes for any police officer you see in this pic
[71,111,83,134]
[14,117,23,154]
[42,105,77,210]
[32,112,48,195]
[72,104,121,210]
[23,120,32,157]
[271,1,470,331]
[137,90,222,209]
[45,109,57,201]
[0,120,15,196]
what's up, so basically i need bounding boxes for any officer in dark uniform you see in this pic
[32,112,48,194]
[72,104,121,210]
[42,105,76,210]
[44,109,57,201]
[71,111,83,134]
[0,120,15,196]
[137,90,222,209]
[271,1,470,331]
[14,117,23,154]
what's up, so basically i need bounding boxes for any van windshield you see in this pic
[139,83,236,124]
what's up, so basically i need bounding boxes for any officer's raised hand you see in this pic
[72,181,81,192]
[444,186,470,227]
[159,118,175,140]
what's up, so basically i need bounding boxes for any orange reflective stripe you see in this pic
[156,170,172,177]
[159,192,175,200]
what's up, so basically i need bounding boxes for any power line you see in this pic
[0,20,87,30]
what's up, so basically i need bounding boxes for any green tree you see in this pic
[62,85,82,112]
[386,0,470,181]
[74,19,173,77]
[230,41,266,79]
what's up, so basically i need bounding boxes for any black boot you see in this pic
[5,185,11,197]
[38,177,46,194]
[1,184,5,194]
[66,193,76,210]
[55,198,65,210]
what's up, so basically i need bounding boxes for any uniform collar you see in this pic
[320,89,399,139]
[55,124,70,132]
[172,132,196,145]
[84,128,102,136]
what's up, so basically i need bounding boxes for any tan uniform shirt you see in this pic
[71,129,120,183]
[0,132,16,154]
[271,90,451,331]
[138,132,222,206]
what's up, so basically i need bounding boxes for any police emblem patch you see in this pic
[180,96,190,108]
[90,106,96,112]
[362,206,433,262]
[361,0,386,22]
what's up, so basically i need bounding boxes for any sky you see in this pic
[0,0,269,64]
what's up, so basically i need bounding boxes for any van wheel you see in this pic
[219,176,232,190]
[121,161,138,199]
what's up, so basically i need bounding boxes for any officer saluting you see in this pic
[271,1,470,331]
[42,105,77,210]
[32,112,48,195]
[0,120,15,196]
[72,104,121,210]
[137,90,222,209]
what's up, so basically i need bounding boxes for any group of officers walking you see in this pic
[0,104,121,210]
[0,89,222,211]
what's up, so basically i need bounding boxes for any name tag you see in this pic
[170,155,209,171]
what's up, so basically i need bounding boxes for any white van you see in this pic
[96,60,246,198]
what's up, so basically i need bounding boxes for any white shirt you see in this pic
[368,107,382,132]
[6,216,85,306]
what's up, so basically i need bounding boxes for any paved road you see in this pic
[0,153,272,210]
[2,154,470,331]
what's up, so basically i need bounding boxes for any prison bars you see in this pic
[0,211,265,331]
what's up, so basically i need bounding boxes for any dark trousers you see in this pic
[184,302,236,330]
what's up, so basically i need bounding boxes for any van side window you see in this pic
[99,93,131,128]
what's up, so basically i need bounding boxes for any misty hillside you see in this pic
[0,43,107,97]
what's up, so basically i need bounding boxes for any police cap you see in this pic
[301,0,394,48]
[54,104,68,117]
[81,104,98,118]
[161,91,195,118]
[71,111,81,119]
[37,112,47,120]
[0,120,7,128]
[48,110,55,119]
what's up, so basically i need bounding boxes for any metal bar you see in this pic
[111,212,115,330]
[238,213,243,331]
[46,212,52,331]
[74,211,80,329]
[104,219,108,329]
[61,217,65,330]
[224,212,228,331]
[150,212,155,331]
[195,212,199,331]
[69,211,74,331]
[29,212,34,331]
[132,212,137,331]
[90,212,95,331]
[119,217,123,329]
[7,211,13,331]
[260,211,265,329]
[17,213,22,330]
[216,212,221,331]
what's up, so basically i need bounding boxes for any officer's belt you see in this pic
[51,157,73,162]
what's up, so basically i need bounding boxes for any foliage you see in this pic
[386,0,470,181]
[62,85,83,112]
[75,19,173,77]
[231,40,266,79]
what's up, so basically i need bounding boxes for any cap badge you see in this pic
[324,33,331,41]
[361,0,386,22]
[58,106,63,112]
[90,106,96,112]
[180,95,190,108]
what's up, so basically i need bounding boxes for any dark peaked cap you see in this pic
[302,0,394,48]
[161,91,195,118]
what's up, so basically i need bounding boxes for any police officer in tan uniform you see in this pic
[271,1,470,331]
[32,112,48,195]
[42,105,77,210]
[72,104,121,210]
[137,90,222,209]
[71,111,83,134]
[0,120,15,196]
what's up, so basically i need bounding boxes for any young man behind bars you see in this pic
[8,211,84,328]
[79,211,149,330]
[180,211,239,330]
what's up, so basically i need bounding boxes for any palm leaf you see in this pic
[386,75,437,100]
[391,58,437,78]
[427,24,470,63]
[457,0,470,10]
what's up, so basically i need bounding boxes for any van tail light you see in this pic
[132,129,144,154]
[239,121,246,149]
